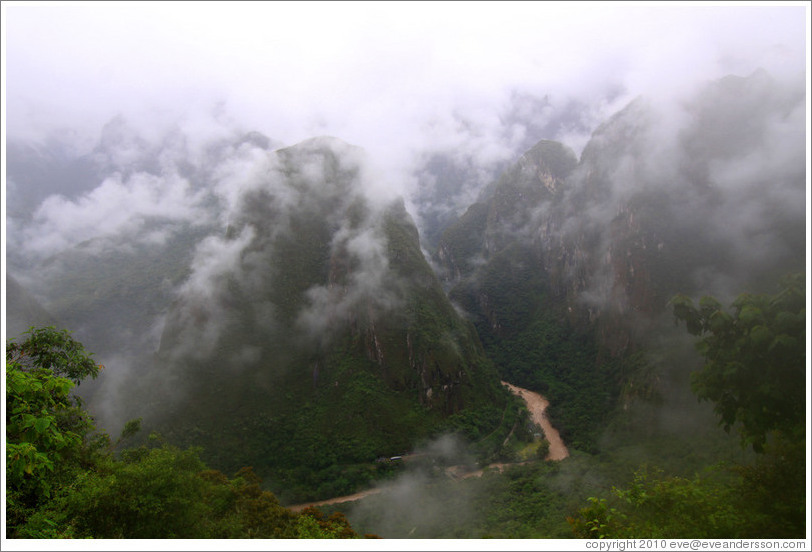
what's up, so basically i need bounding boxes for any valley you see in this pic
[286,381,569,512]
[5,67,806,539]
[501,381,569,461]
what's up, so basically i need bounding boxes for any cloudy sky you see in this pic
[1,1,809,269]
[3,2,807,160]
[1,5,808,532]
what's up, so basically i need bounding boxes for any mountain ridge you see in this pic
[112,136,515,501]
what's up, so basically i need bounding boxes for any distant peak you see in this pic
[237,130,274,150]
[520,139,578,180]
[290,136,359,151]
[277,136,366,162]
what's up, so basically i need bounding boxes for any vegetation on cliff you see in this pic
[6,327,371,539]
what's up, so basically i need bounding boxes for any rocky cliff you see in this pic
[126,137,508,491]
[434,70,806,449]
[438,70,805,356]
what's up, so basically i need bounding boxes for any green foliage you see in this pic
[568,497,621,539]
[617,468,744,537]
[114,417,142,448]
[296,507,362,538]
[471,461,578,538]
[568,273,807,540]
[19,445,299,538]
[6,326,101,385]
[337,460,579,538]
[439,389,532,464]
[568,455,805,539]
[669,272,805,451]
[207,466,299,538]
[727,435,806,537]
[6,368,75,478]
[7,326,369,539]
[20,438,375,539]
[444,236,643,454]
[129,193,510,503]
[42,445,214,538]
[6,327,104,534]
[457,263,626,453]
[536,439,550,460]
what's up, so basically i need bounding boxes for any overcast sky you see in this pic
[3,2,807,162]
[2,2,809,514]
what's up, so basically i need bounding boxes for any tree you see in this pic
[567,468,745,538]
[669,272,805,451]
[219,466,299,538]
[6,326,101,385]
[8,327,371,539]
[296,507,363,538]
[5,327,104,534]
[568,274,807,539]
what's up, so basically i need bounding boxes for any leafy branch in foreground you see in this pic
[6,327,106,532]
[669,272,805,451]
[6,326,370,539]
[568,273,806,539]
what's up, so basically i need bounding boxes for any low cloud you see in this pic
[13,169,211,258]
[549,71,807,311]
[163,225,257,361]
[346,434,481,538]
[6,4,804,239]
[3,1,806,469]
[296,220,401,342]
[149,136,408,367]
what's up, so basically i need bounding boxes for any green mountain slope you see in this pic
[5,275,59,339]
[434,70,806,454]
[126,137,512,502]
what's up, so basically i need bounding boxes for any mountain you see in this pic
[5,138,99,225]
[118,137,513,502]
[4,118,287,358]
[410,92,610,251]
[5,274,59,340]
[5,124,516,498]
[434,70,807,451]
[5,69,802,512]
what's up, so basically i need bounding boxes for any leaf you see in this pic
[769,334,797,352]
[34,417,52,434]
[699,296,722,319]
[19,413,38,429]
[748,325,772,348]
[738,304,763,327]
[708,310,732,333]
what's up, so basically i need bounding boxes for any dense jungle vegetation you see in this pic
[6,273,806,539]
[318,274,807,538]
[5,327,374,539]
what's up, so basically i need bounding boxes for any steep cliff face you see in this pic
[434,70,806,449]
[440,71,805,355]
[134,137,506,482]
[437,139,579,338]
[436,137,628,452]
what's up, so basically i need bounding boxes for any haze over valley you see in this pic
[3,2,808,542]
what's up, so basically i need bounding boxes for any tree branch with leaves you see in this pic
[669,272,805,452]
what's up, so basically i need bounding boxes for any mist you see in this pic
[2,3,808,541]
[571,68,806,310]
[344,434,484,538]
[4,3,806,238]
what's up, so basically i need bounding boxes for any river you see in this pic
[501,381,569,460]
[287,381,568,511]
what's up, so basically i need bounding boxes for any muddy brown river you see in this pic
[501,381,569,460]
[287,381,568,511]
